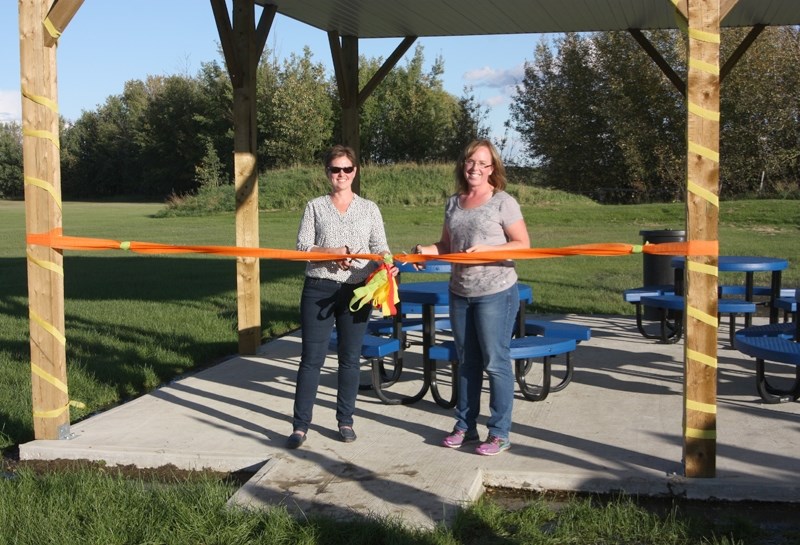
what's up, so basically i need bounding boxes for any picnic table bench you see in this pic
[734,322,800,404]
[623,285,678,341]
[428,335,578,405]
[329,331,404,405]
[639,294,757,346]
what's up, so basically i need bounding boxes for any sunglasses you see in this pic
[327,166,355,174]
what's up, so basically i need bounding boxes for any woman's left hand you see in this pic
[465,244,491,253]
[338,245,352,270]
[381,252,399,277]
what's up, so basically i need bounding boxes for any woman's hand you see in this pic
[409,244,426,271]
[380,252,399,277]
[338,245,352,270]
[464,244,491,253]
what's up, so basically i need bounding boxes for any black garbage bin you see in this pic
[639,229,686,319]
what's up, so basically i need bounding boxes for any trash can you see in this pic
[639,229,686,319]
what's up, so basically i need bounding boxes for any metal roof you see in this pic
[258,0,799,39]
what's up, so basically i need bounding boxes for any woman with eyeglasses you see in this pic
[412,139,530,456]
[287,144,397,449]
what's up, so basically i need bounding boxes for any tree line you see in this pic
[0,45,488,200]
[510,26,800,202]
[1,28,798,203]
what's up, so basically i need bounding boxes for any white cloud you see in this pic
[484,94,507,107]
[463,64,525,89]
[0,89,22,123]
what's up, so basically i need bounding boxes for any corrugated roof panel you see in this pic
[260,0,800,38]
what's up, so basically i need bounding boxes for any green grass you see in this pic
[1,181,798,544]
[0,466,763,545]
[2,196,799,450]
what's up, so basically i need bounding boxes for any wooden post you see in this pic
[683,0,727,478]
[341,36,360,193]
[328,33,361,193]
[19,0,69,439]
[212,0,272,355]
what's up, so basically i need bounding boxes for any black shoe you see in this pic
[287,431,306,449]
[338,426,357,443]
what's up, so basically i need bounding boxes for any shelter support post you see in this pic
[329,33,417,194]
[19,0,70,439]
[329,33,361,193]
[213,0,273,354]
[682,0,731,478]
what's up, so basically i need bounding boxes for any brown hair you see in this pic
[324,144,358,168]
[454,139,507,194]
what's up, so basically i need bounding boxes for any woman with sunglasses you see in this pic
[412,139,530,456]
[287,144,397,449]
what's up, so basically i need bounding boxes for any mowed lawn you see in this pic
[1,198,798,450]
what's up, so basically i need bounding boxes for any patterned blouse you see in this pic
[296,194,390,284]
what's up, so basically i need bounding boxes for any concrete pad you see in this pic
[20,315,800,529]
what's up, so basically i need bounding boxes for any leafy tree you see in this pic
[510,27,799,202]
[511,33,623,197]
[447,86,490,158]
[592,30,686,202]
[721,26,800,196]
[138,75,210,195]
[0,122,23,199]
[194,60,234,183]
[53,44,493,198]
[260,47,335,167]
[359,45,466,163]
[61,90,144,198]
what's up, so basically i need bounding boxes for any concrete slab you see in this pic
[20,315,800,529]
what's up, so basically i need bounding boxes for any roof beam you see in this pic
[672,0,688,21]
[328,31,350,103]
[628,29,686,97]
[42,0,84,47]
[254,3,277,63]
[720,0,738,20]
[211,0,242,87]
[720,24,766,82]
[358,36,417,106]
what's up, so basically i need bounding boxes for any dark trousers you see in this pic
[292,277,370,433]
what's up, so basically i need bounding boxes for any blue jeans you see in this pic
[449,284,518,441]
[292,277,370,433]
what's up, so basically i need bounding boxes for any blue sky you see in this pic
[1,1,548,149]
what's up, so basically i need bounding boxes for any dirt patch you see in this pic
[485,488,800,545]
[1,448,254,486]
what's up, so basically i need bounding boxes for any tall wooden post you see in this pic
[329,33,361,193]
[19,0,69,439]
[232,0,261,354]
[340,37,360,192]
[683,0,724,477]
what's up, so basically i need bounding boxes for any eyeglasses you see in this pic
[327,166,355,174]
[464,160,492,169]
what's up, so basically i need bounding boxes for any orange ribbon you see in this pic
[395,240,718,265]
[26,228,718,264]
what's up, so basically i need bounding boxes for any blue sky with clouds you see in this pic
[2,1,549,147]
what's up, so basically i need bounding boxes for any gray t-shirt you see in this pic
[444,190,523,297]
[297,194,390,284]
